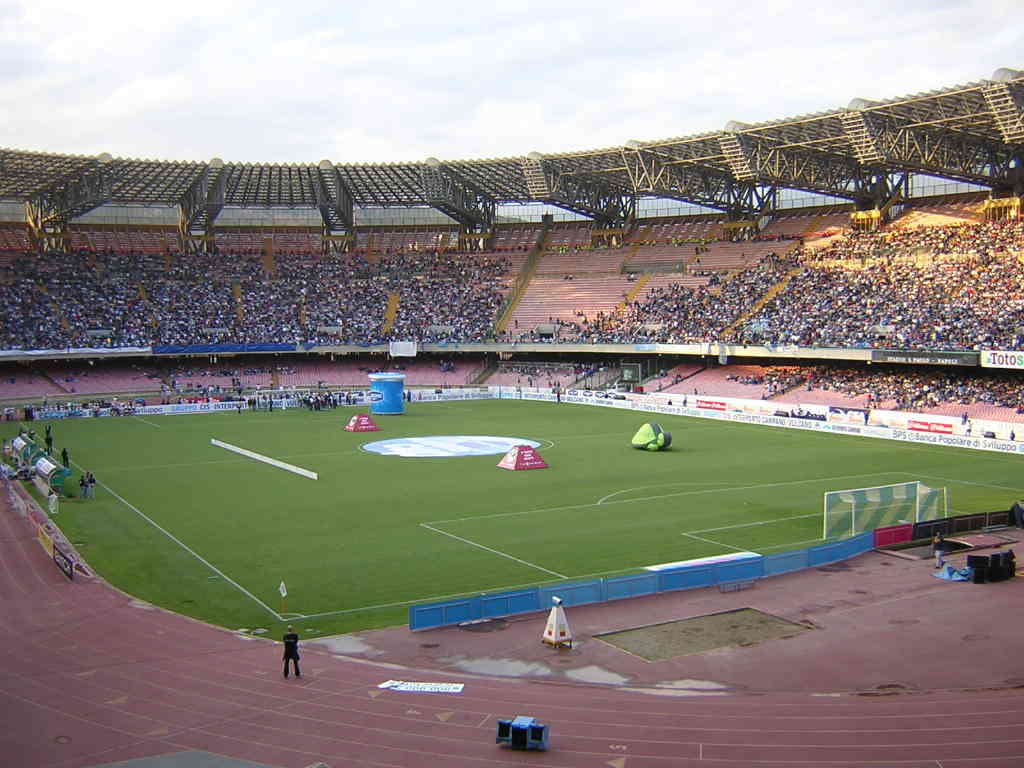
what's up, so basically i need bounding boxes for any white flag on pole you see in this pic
[278,581,287,598]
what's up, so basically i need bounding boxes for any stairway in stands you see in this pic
[381,291,400,334]
[721,267,802,339]
[232,282,244,322]
[618,274,651,310]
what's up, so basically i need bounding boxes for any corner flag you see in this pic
[279,581,287,598]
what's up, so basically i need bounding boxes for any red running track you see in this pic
[3,485,1024,768]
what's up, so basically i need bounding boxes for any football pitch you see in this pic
[10,399,1022,637]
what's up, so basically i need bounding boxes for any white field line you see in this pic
[913,473,1024,494]
[426,471,899,526]
[681,532,749,553]
[130,415,162,428]
[599,481,740,505]
[294,531,842,622]
[210,438,318,480]
[689,511,820,535]
[419,523,567,579]
[71,460,283,620]
[755,537,830,551]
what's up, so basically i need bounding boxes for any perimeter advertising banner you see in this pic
[981,349,1024,369]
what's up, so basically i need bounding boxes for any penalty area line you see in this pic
[211,438,318,480]
[419,523,568,580]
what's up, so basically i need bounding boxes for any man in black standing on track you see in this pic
[282,625,301,678]
[61,447,69,468]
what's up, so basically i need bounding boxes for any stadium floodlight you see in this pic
[318,159,333,170]
[624,140,644,149]
[209,157,224,169]
[96,152,113,164]
[425,157,442,168]
[527,152,545,161]
[723,121,751,133]
[991,67,1024,82]
[847,97,879,110]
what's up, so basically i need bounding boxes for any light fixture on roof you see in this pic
[991,67,1023,82]
[318,159,333,170]
[723,120,751,133]
[847,98,878,110]
[624,140,644,149]
[209,157,224,169]
[425,157,442,168]
[527,151,545,161]
[96,152,112,163]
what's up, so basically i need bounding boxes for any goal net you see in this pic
[823,481,948,540]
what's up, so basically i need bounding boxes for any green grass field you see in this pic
[6,399,1021,638]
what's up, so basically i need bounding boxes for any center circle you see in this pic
[361,435,541,458]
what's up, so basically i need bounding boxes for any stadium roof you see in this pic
[1,68,1021,231]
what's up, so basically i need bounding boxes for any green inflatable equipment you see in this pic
[631,422,672,451]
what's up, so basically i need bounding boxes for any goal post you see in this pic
[823,481,948,540]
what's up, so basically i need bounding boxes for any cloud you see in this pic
[0,0,1020,164]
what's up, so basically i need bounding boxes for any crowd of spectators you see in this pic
[804,219,1024,262]
[0,248,512,349]
[1,218,1023,352]
[738,251,1024,350]
[799,365,1024,413]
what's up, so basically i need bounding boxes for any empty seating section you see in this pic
[641,362,705,393]
[505,275,635,333]
[0,368,65,399]
[672,365,803,398]
[544,224,592,250]
[216,231,266,254]
[485,362,581,388]
[534,248,626,275]
[489,224,543,251]
[271,230,322,253]
[73,229,170,254]
[889,200,984,230]
[357,229,458,253]
[626,244,691,268]
[690,240,781,271]
[41,364,161,395]
[802,212,852,245]
[167,363,274,391]
[631,218,719,244]
[274,359,481,388]
[642,273,711,292]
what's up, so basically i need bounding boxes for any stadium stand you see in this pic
[40,363,161,395]
[0,216,1021,351]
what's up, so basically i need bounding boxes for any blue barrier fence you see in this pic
[409,532,874,630]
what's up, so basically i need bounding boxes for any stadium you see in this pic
[2,42,1024,768]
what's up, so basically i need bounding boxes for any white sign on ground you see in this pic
[377,680,464,693]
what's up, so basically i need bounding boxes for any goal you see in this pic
[823,481,948,540]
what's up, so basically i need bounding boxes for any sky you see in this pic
[0,0,1020,165]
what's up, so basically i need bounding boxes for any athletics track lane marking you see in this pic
[130,415,161,428]
[71,459,283,620]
